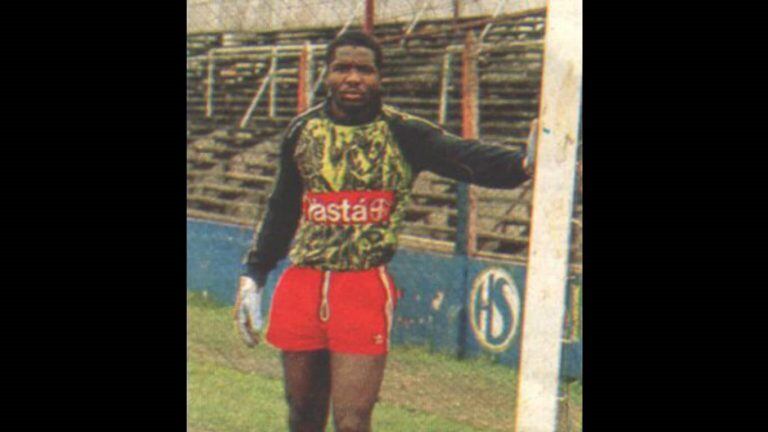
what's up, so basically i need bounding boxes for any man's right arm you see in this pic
[242,120,305,285]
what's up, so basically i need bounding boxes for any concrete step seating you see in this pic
[186,10,562,260]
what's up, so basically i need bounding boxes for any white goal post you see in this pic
[514,0,583,430]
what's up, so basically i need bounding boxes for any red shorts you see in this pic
[265,266,399,355]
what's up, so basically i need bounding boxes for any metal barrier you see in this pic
[186,218,581,379]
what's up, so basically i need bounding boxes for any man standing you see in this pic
[234,31,536,432]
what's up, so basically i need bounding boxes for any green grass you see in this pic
[187,292,581,432]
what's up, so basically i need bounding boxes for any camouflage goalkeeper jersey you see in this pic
[246,100,531,279]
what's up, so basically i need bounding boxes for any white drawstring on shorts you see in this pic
[319,270,331,322]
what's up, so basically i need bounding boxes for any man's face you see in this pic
[325,45,381,112]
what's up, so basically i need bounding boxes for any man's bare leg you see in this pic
[281,350,332,432]
[330,353,387,432]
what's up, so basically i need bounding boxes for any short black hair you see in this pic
[325,31,383,71]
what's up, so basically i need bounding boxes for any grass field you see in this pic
[187,292,582,432]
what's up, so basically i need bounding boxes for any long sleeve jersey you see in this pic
[244,100,531,282]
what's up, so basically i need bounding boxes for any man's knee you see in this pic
[286,394,327,426]
[333,404,375,432]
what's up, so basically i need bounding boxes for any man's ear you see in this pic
[323,66,331,85]
[323,75,331,96]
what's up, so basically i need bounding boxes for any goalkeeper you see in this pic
[235,31,537,432]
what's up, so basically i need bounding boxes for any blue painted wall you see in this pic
[187,218,582,379]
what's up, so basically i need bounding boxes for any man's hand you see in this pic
[233,275,264,348]
[523,118,539,176]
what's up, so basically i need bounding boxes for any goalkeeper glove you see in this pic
[233,274,264,348]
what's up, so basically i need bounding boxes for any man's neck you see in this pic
[325,97,382,125]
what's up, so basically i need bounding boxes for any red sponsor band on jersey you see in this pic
[303,190,395,225]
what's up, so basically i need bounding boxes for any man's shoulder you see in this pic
[286,103,325,133]
[382,104,463,143]
[275,104,325,155]
[381,105,442,131]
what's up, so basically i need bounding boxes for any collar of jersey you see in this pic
[322,97,383,126]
